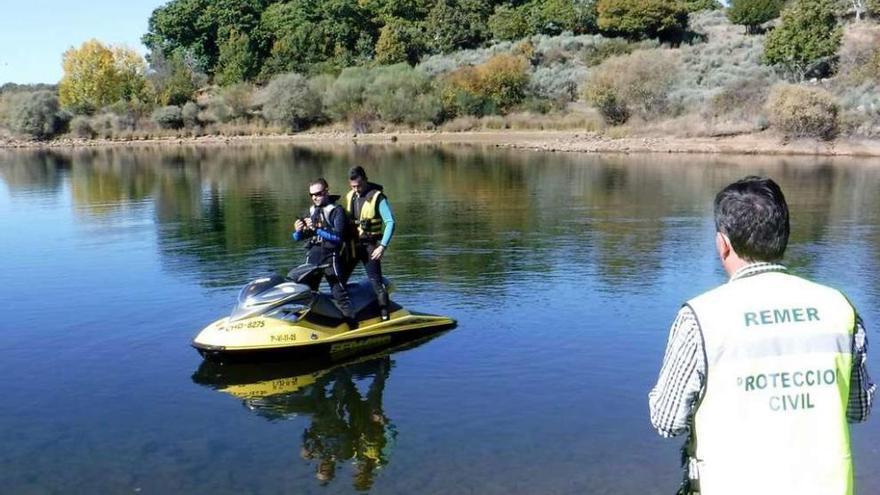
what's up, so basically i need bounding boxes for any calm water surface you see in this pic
[1,144,879,494]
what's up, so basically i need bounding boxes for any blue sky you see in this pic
[0,0,166,84]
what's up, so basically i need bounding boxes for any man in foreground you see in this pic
[343,166,395,321]
[649,176,873,495]
[293,178,355,325]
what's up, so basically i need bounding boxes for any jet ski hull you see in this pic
[193,308,455,362]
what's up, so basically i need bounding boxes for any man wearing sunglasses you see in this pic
[293,178,355,326]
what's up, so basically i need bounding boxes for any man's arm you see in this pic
[648,306,706,438]
[848,314,875,423]
[378,198,395,248]
[313,207,346,244]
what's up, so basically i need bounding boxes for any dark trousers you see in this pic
[344,241,389,309]
[307,246,354,319]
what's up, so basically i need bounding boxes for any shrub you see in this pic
[1,91,70,139]
[363,64,442,125]
[182,101,200,128]
[763,0,842,80]
[152,105,184,129]
[727,0,784,34]
[324,67,374,121]
[581,38,635,66]
[256,72,323,131]
[69,116,95,138]
[596,0,689,39]
[583,49,680,124]
[440,54,530,116]
[766,84,839,139]
[838,24,880,84]
[220,83,255,120]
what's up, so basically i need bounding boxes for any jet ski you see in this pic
[192,264,455,361]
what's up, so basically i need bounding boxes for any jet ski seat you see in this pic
[309,277,392,321]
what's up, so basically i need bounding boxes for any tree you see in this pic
[216,29,258,85]
[727,0,785,34]
[425,0,495,53]
[142,0,270,77]
[58,39,148,114]
[375,18,426,65]
[489,5,531,41]
[528,0,597,35]
[596,0,689,40]
[764,0,842,80]
[147,51,199,105]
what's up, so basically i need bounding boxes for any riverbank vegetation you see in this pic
[3,0,880,145]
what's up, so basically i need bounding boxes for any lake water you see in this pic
[1,144,879,494]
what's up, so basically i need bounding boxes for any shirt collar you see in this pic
[730,262,787,281]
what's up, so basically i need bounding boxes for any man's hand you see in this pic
[371,245,385,260]
[304,217,314,229]
[294,219,305,232]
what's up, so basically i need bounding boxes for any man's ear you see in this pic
[716,232,731,262]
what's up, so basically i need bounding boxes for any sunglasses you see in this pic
[309,190,327,197]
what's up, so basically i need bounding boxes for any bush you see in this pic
[683,0,722,12]
[583,49,680,124]
[763,0,841,80]
[152,105,184,129]
[767,84,839,139]
[596,0,689,39]
[69,116,95,138]
[727,0,784,34]
[182,101,200,128]
[838,24,880,84]
[440,54,530,116]
[324,67,374,121]
[363,64,442,125]
[257,73,323,131]
[220,83,255,121]
[581,38,635,66]
[1,91,70,139]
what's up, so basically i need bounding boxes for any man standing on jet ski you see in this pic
[293,178,355,325]
[343,166,395,321]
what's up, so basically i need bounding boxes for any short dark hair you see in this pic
[310,177,328,190]
[348,166,367,181]
[714,176,789,261]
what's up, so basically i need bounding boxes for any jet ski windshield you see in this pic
[230,274,312,321]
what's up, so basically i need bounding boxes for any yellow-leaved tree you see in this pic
[58,39,148,114]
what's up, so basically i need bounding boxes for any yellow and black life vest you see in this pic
[343,187,385,240]
[687,271,855,495]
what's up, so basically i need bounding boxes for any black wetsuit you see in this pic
[297,202,354,320]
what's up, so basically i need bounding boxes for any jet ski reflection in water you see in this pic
[192,339,440,490]
[192,262,455,361]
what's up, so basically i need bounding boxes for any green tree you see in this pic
[425,0,495,53]
[58,39,148,114]
[763,0,842,80]
[489,5,531,41]
[142,0,270,77]
[529,0,597,35]
[683,0,721,12]
[363,64,441,124]
[596,0,688,39]
[216,29,258,85]
[148,51,199,105]
[375,18,427,65]
[727,0,785,34]
[260,0,378,76]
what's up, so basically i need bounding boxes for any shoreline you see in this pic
[3,131,880,157]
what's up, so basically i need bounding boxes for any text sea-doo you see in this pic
[192,264,455,361]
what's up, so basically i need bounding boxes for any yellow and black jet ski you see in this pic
[192,264,455,361]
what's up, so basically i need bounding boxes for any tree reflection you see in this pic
[5,144,880,299]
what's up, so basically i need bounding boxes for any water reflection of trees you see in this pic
[193,352,400,491]
[5,145,880,293]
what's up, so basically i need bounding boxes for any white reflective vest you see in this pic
[687,271,855,495]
